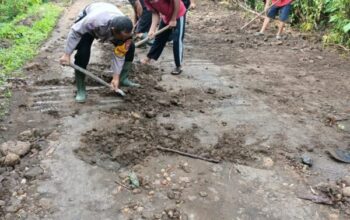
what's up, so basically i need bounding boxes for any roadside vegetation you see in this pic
[0,0,63,117]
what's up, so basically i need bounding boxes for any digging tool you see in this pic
[240,0,282,30]
[69,63,126,97]
[156,146,220,163]
[135,25,170,47]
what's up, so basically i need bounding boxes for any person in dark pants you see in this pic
[141,0,187,75]
[167,0,196,42]
[134,0,153,40]
[59,2,139,103]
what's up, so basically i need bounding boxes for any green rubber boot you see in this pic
[120,62,140,87]
[74,70,86,103]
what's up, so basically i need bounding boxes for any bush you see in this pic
[242,0,350,48]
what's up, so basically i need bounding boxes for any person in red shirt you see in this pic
[256,0,293,39]
[141,0,187,75]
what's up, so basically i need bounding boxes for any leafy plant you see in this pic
[241,0,350,49]
[0,3,62,86]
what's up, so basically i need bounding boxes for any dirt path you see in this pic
[1,0,350,219]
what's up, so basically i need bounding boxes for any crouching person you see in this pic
[59,2,139,103]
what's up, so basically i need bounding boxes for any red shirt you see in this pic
[144,0,186,24]
[272,0,292,7]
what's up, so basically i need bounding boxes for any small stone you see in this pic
[131,112,141,119]
[211,165,223,173]
[132,188,142,194]
[343,176,350,186]
[328,213,339,220]
[145,111,156,118]
[316,56,323,60]
[262,157,274,168]
[168,191,175,199]
[164,124,175,131]
[0,200,5,206]
[4,153,20,166]
[118,171,129,180]
[163,113,170,117]
[161,180,168,185]
[16,209,27,219]
[136,206,144,212]
[342,187,350,197]
[122,207,130,214]
[206,88,216,94]
[199,191,208,197]
[24,167,44,179]
[1,141,31,157]
[154,213,162,219]
[39,198,53,210]
[301,154,313,167]
[148,190,155,196]
[179,177,190,183]
[18,130,32,140]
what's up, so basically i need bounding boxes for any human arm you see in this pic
[148,12,160,39]
[169,0,180,27]
[128,0,143,24]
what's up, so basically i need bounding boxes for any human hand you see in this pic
[168,20,177,28]
[148,29,156,39]
[111,74,120,91]
[59,54,71,65]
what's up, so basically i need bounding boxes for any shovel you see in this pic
[68,26,171,95]
[135,25,170,47]
[69,63,126,97]
[240,0,282,30]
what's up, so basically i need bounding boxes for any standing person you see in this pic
[141,0,187,75]
[167,0,195,42]
[256,0,293,39]
[133,0,153,42]
[59,2,139,103]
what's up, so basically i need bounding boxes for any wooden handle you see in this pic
[135,26,170,47]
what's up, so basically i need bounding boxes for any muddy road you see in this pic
[1,0,350,219]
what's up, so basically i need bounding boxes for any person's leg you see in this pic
[276,3,292,38]
[120,42,140,87]
[143,20,172,64]
[135,6,152,34]
[172,16,185,74]
[74,33,94,102]
[258,5,278,34]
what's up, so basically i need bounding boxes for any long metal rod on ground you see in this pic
[156,146,220,163]
[69,63,125,96]
[135,26,170,47]
[240,0,282,30]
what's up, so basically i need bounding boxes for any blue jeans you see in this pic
[267,3,292,22]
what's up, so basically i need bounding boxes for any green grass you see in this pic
[0,3,62,86]
[0,3,62,118]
